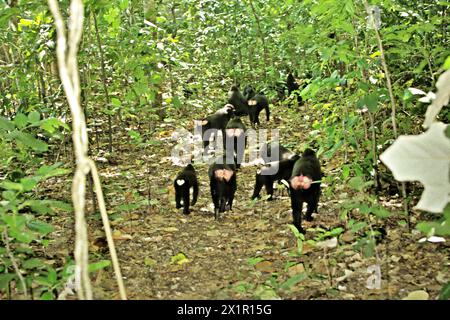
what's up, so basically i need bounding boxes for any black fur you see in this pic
[208,158,237,220]
[199,104,234,150]
[243,85,256,101]
[228,85,249,116]
[259,141,296,163]
[252,155,300,201]
[225,116,247,169]
[174,164,199,215]
[286,73,302,104]
[247,93,270,127]
[289,149,322,233]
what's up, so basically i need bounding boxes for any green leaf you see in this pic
[0,274,16,290]
[28,111,41,124]
[443,56,450,70]
[88,260,111,273]
[1,180,23,191]
[14,113,28,129]
[23,258,45,269]
[20,177,38,192]
[280,273,307,290]
[111,97,121,107]
[47,267,57,284]
[288,224,305,240]
[40,118,69,133]
[247,257,264,266]
[35,163,70,179]
[171,252,190,265]
[439,282,450,300]
[9,227,36,243]
[348,176,365,191]
[40,291,54,300]
[10,131,48,152]
[27,220,54,236]
[0,117,15,131]
[371,207,390,218]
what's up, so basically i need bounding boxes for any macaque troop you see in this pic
[174,74,321,233]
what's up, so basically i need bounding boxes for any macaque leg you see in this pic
[251,175,264,199]
[265,179,274,201]
[182,188,190,214]
[175,188,182,209]
[290,192,304,233]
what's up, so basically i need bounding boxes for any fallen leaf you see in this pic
[163,227,179,233]
[171,252,190,265]
[288,263,305,277]
[206,230,220,237]
[340,231,355,243]
[402,290,429,300]
[255,261,275,273]
[316,237,338,249]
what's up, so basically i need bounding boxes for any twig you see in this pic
[2,230,28,299]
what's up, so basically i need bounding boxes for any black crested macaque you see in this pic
[197,104,235,150]
[289,149,322,233]
[286,73,302,105]
[225,116,247,169]
[174,164,199,215]
[252,155,300,201]
[208,158,237,220]
[259,141,296,163]
[243,85,256,101]
[228,85,249,116]
[247,93,270,127]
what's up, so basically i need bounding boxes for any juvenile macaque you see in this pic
[289,148,322,233]
[208,158,237,220]
[286,73,302,105]
[227,85,249,116]
[174,164,199,215]
[225,116,247,169]
[243,85,256,101]
[251,155,300,201]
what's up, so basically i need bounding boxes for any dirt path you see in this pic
[48,105,449,300]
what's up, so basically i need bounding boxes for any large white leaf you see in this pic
[423,69,450,128]
[380,122,450,213]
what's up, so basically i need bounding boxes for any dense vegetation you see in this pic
[0,0,449,300]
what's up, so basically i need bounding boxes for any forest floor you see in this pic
[46,101,449,300]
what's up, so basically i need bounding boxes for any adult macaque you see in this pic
[251,155,300,201]
[289,149,322,233]
[242,84,270,127]
[227,85,249,116]
[247,93,269,127]
[208,158,237,220]
[174,164,199,215]
[196,104,234,150]
[259,141,296,163]
[225,116,247,169]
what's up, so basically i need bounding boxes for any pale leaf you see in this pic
[423,69,450,128]
[380,122,450,213]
